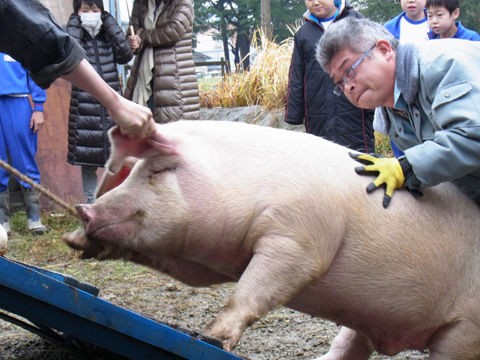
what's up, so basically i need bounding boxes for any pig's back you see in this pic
[164,120,358,188]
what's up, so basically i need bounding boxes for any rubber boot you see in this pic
[0,191,10,234]
[22,186,47,235]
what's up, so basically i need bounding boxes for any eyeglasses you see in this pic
[333,45,376,96]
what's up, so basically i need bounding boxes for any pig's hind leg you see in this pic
[204,234,324,351]
[315,326,373,360]
[428,319,480,360]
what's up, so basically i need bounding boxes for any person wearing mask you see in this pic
[0,0,155,140]
[66,0,133,203]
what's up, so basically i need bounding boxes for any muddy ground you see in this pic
[0,254,428,360]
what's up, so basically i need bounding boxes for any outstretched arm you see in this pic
[63,60,155,139]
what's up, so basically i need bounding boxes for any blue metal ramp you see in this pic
[0,256,245,359]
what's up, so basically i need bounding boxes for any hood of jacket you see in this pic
[303,0,346,28]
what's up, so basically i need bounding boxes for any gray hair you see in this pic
[316,17,398,72]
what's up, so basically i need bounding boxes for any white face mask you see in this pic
[80,12,102,37]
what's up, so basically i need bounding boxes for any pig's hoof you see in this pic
[220,339,235,352]
[203,327,240,351]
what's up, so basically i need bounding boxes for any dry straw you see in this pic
[200,29,294,110]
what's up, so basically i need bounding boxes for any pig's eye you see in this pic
[148,168,170,179]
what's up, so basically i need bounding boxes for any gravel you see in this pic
[0,259,429,360]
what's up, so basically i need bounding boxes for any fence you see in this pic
[194,58,229,77]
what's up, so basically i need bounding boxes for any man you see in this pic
[316,17,480,208]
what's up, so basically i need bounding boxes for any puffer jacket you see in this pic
[285,4,375,153]
[124,0,200,122]
[66,11,133,167]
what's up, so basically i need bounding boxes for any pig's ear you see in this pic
[96,157,138,198]
[106,127,177,174]
[145,129,177,155]
[106,127,151,173]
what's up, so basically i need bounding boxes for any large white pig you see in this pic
[63,120,480,359]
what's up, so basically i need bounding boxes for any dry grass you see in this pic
[7,211,81,265]
[200,30,293,110]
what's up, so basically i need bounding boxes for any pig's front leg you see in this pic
[204,234,326,351]
[315,326,374,360]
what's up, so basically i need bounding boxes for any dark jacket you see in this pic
[124,0,200,122]
[285,6,375,153]
[0,0,84,89]
[66,12,133,167]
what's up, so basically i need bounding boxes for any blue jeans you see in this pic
[81,165,97,204]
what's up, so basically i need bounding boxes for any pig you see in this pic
[63,120,480,360]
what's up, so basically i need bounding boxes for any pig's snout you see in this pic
[74,202,142,243]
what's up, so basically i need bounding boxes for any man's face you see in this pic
[304,0,337,19]
[400,0,427,21]
[326,41,396,109]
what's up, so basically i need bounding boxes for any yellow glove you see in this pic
[349,153,405,208]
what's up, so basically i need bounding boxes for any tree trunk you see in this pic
[236,31,250,71]
[220,16,231,73]
[261,0,273,41]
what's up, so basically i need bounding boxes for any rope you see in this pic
[0,159,78,218]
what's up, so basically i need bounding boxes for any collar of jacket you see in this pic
[303,0,346,27]
[395,43,419,105]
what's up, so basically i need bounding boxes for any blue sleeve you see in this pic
[384,13,403,39]
[27,74,46,112]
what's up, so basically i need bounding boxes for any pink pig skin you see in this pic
[63,120,480,359]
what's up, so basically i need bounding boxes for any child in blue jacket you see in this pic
[0,52,47,235]
[427,0,480,40]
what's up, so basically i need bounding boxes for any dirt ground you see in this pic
[0,254,429,360]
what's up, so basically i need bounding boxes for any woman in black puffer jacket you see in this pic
[66,0,132,203]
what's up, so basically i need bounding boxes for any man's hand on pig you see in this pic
[349,153,405,208]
